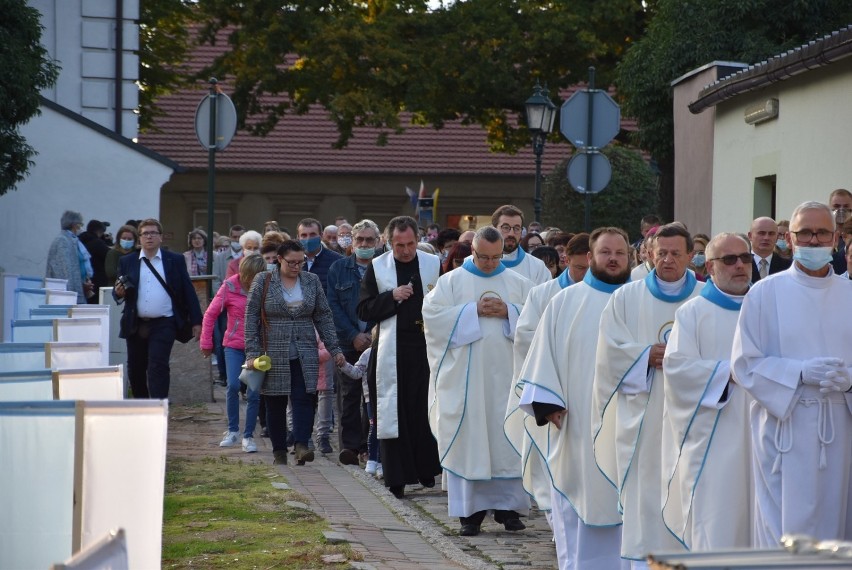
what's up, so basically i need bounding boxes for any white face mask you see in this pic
[266,263,277,272]
[793,246,833,270]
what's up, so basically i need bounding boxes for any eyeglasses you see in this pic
[707,253,752,266]
[140,231,161,238]
[499,224,523,234]
[790,229,835,244]
[282,258,306,269]
[473,251,503,263]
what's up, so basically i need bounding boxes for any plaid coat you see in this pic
[244,270,342,396]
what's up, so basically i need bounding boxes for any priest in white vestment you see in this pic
[424,226,534,536]
[491,205,551,285]
[505,235,590,519]
[518,227,633,570]
[732,201,852,547]
[592,223,703,567]
[662,233,754,551]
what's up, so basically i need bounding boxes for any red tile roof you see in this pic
[138,31,636,176]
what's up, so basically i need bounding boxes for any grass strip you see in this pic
[163,455,357,568]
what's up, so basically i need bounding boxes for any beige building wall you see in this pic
[672,62,746,235]
[710,57,852,235]
[158,172,535,250]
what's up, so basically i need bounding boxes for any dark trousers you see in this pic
[126,316,176,399]
[266,359,317,453]
[337,350,367,452]
[213,312,227,379]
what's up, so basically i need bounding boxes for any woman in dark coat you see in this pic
[244,240,345,465]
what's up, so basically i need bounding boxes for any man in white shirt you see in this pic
[114,218,202,399]
[732,201,852,547]
[424,226,534,537]
[748,216,791,282]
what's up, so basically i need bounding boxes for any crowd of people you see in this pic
[46,186,852,568]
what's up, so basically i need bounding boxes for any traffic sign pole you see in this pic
[206,79,219,300]
[584,67,595,232]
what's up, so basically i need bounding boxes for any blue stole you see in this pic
[557,269,573,289]
[644,269,698,303]
[700,278,744,311]
[583,269,629,293]
[500,247,526,268]
[462,258,506,278]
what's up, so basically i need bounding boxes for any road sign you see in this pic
[194,93,237,151]
[567,151,611,194]
[560,90,620,149]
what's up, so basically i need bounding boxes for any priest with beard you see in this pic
[357,216,442,499]
[517,227,632,570]
[592,223,703,568]
[662,233,754,551]
[732,201,852,546]
[423,226,534,537]
[491,205,551,285]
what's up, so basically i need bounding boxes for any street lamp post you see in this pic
[525,81,557,225]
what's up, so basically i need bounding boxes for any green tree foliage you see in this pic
[180,0,645,150]
[615,0,852,218]
[0,0,59,195]
[541,145,658,239]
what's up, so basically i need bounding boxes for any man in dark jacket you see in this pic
[79,219,111,303]
[327,219,379,465]
[113,218,202,399]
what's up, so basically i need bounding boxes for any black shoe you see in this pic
[389,485,405,499]
[318,438,333,454]
[419,476,436,488]
[295,443,314,465]
[459,523,480,537]
[272,451,288,465]
[260,427,269,438]
[339,448,359,465]
[494,510,526,531]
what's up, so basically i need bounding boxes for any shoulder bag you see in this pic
[141,257,195,343]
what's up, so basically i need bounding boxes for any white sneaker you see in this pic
[242,437,257,453]
[376,463,383,479]
[365,460,378,475]
[219,431,239,447]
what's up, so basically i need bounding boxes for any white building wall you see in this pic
[32,0,140,139]
[0,105,173,277]
[710,57,852,234]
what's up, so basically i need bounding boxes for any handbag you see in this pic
[241,272,272,390]
[141,257,194,343]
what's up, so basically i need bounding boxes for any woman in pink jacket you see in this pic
[201,254,266,453]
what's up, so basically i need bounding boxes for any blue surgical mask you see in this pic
[119,239,134,250]
[355,247,375,260]
[693,253,706,267]
[266,263,277,272]
[776,239,788,250]
[230,242,242,253]
[300,236,322,252]
[793,246,833,271]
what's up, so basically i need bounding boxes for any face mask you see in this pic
[355,247,375,260]
[230,242,242,253]
[300,236,322,252]
[337,235,352,248]
[776,239,787,250]
[119,239,134,250]
[693,254,706,267]
[793,246,833,271]
[266,263,277,272]
[440,250,449,262]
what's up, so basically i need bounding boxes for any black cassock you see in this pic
[357,256,442,489]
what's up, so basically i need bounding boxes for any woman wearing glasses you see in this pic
[244,240,346,465]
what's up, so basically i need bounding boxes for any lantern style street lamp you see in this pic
[525,81,557,225]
